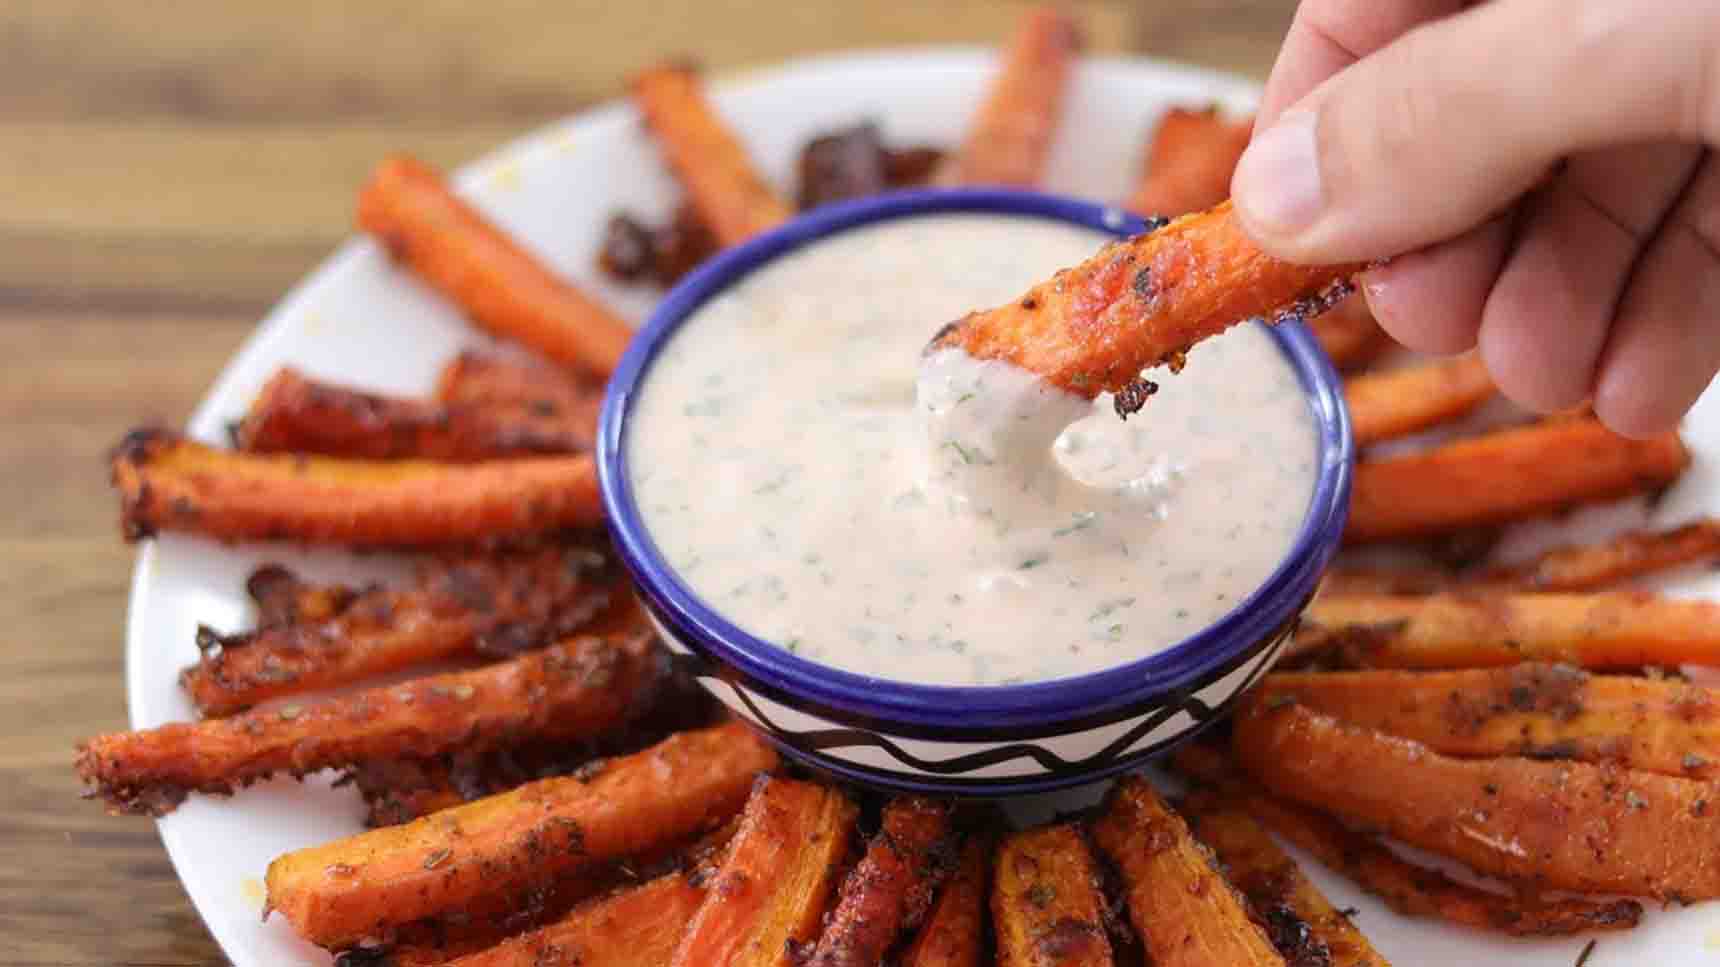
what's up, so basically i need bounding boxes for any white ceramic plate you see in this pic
[124,48,1720,966]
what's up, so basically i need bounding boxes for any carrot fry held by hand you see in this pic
[358,156,634,377]
[927,201,1362,415]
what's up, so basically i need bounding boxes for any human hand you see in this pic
[1230,0,1720,437]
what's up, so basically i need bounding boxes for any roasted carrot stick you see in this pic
[77,631,658,815]
[807,797,956,967]
[236,367,598,462]
[110,428,602,547]
[1180,789,1388,967]
[1309,296,1391,371]
[992,824,1114,967]
[953,6,1081,187]
[435,350,599,410]
[1170,741,1642,936]
[1345,353,1495,446]
[1347,418,1689,543]
[1235,701,1720,900]
[1257,666,1720,780]
[668,776,856,967]
[442,871,707,967]
[1126,106,1253,216]
[266,721,775,949]
[632,63,792,248]
[1089,775,1283,967]
[1295,590,1720,669]
[900,831,994,967]
[1326,518,1720,595]
[181,544,612,715]
[928,201,1362,413]
[358,156,634,377]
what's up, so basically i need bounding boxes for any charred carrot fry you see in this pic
[181,544,612,715]
[1257,665,1720,780]
[359,156,633,377]
[900,831,994,967]
[1170,741,1642,936]
[1089,776,1283,967]
[1309,296,1390,371]
[266,721,775,950]
[807,797,956,967]
[76,631,659,816]
[992,824,1114,967]
[1235,701,1720,900]
[1126,106,1253,216]
[928,202,1362,413]
[953,6,1081,187]
[1180,789,1388,967]
[1345,353,1495,446]
[668,776,856,967]
[1347,418,1689,543]
[236,367,597,462]
[441,871,707,967]
[632,63,792,248]
[1295,590,1720,669]
[109,429,602,547]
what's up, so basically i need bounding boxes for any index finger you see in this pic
[1258,0,1472,126]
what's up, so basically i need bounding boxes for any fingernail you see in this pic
[1232,110,1323,236]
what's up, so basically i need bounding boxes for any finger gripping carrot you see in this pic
[928,202,1362,412]
[954,6,1082,187]
[632,63,792,248]
[357,155,634,377]
[265,721,776,950]
[110,428,602,547]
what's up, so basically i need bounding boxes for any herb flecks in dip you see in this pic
[628,214,1316,685]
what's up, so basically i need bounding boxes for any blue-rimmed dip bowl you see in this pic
[598,188,1353,796]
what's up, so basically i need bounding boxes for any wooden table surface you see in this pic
[2,1,1294,962]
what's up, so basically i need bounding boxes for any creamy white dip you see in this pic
[627,213,1317,685]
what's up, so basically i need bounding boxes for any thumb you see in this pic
[1231,0,1720,263]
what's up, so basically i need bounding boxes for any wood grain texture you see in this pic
[3,1,1295,962]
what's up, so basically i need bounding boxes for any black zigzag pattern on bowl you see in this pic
[703,629,1286,777]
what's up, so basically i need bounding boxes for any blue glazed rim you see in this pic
[599,187,1353,733]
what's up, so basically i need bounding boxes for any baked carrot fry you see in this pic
[182,544,612,715]
[1257,665,1720,780]
[992,824,1114,967]
[953,6,1081,187]
[1295,590,1720,669]
[1309,296,1390,371]
[236,367,597,462]
[1345,353,1495,446]
[442,871,707,967]
[929,201,1363,410]
[77,631,658,815]
[668,776,856,967]
[1169,742,1643,936]
[266,721,775,949]
[435,350,599,410]
[1347,418,1689,543]
[900,832,994,967]
[1089,776,1283,967]
[358,156,633,377]
[109,428,602,546]
[807,797,956,967]
[1126,106,1253,216]
[632,63,792,248]
[1235,701,1720,899]
[376,817,740,965]
[1325,517,1720,595]
[1180,790,1388,967]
